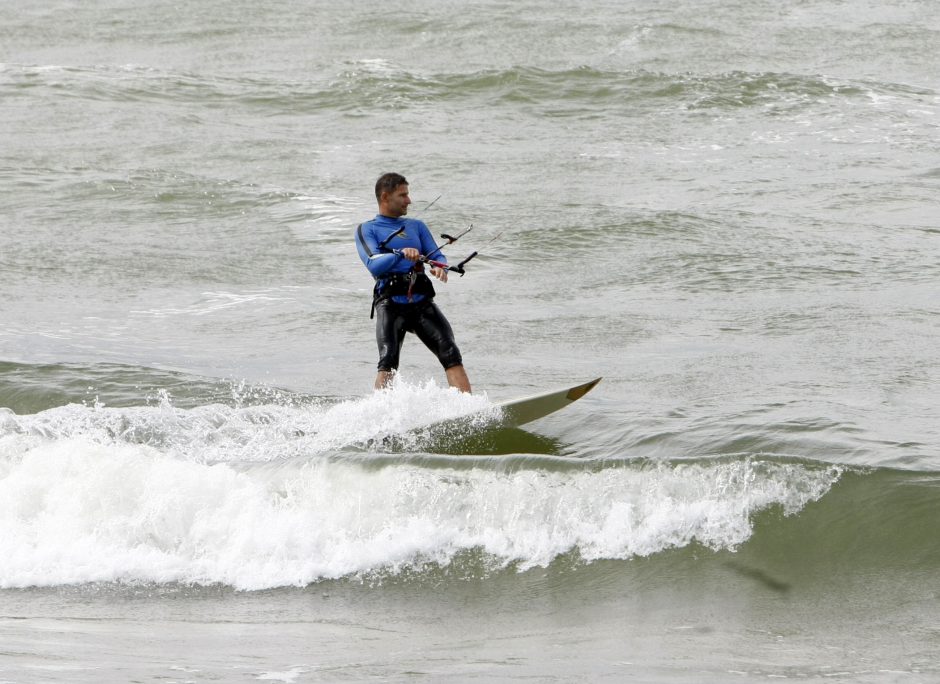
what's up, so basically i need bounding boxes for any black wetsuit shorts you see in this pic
[374,298,463,372]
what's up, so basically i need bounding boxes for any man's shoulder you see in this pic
[356,217,386,240]
[357,216,428,238]
[359,217,427,229]
[358,215,380,230]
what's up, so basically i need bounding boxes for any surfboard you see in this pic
[379,378,602,453]
[494,377,602,427]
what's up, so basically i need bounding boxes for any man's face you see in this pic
[383,184,411,217]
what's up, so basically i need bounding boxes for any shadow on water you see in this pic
[376,424,564,456]
[722,560,792,594]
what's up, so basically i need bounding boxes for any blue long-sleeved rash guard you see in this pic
[356,215,445,304]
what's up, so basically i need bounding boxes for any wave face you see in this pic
[0,414,838,589]
[5,363,937,591]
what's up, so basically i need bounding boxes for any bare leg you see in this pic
[445,365,472,393]
[374,370,395,390]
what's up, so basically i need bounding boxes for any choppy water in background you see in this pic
[2,0,939,681]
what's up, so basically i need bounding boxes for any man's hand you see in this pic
[400,248,448,281]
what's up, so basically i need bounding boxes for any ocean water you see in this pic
[2,0,939,681]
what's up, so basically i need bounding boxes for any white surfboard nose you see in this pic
[499,377,603,427]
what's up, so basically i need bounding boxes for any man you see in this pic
[355,172,472,392]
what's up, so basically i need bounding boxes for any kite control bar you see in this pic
[420,250,478,276]
[378,224,478,276]
[425,224,473,262]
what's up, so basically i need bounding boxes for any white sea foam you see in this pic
[257,668,308,683]
[130,288,296,319]
[2,378,495,463]
[0,382,841,589]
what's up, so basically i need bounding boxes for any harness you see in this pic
[358,224,436,318]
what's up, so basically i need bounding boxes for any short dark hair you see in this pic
[375,172,408,201]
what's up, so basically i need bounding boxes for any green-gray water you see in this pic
[2,1,939,681]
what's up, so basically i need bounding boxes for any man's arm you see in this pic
[356,223,402,277]
[415,221,449,282]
